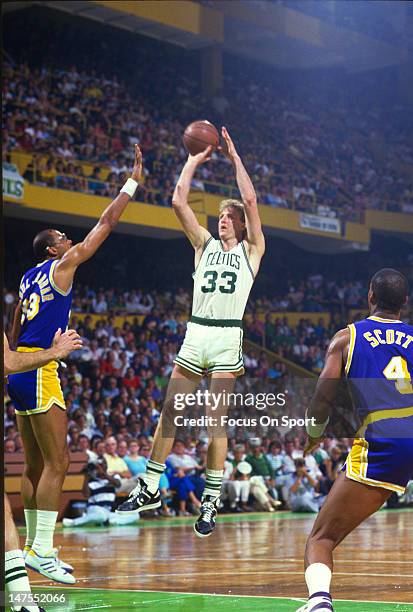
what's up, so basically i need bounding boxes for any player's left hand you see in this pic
[303,435,324,457]
[219,126,239,162]
[131,144,143,182]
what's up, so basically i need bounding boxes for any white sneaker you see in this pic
[24,545,74,573]
[25,549,76,584]
[55,547,74,573]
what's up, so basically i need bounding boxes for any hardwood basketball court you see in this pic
[22,508,413,611]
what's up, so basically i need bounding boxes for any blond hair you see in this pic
[219,199,245,223]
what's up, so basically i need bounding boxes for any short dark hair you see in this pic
[370,268,408,312]
[33,229,55,260]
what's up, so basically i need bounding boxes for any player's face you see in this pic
[218,207,245,242]
[51,230,73,258]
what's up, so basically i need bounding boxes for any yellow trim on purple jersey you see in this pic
[48,260,72,296]
[7,347,66,416]
[367,316,403,324]
[356,405,413,438]
[346,438,406,493]
[344,323,356,375]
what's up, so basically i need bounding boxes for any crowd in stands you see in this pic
[3,30,413,220]
[0,277,361,380]
[4,10,413,521]
[5,276,413,516]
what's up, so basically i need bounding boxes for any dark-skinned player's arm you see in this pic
[303,327,350,457]
[4,329,82,376]
[220,127,265,268]
[53,145,143,293]
[172,148,212,253]
[10,301,22,349]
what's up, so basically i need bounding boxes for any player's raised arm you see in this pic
[304,327,349,456]
[220,127,265,257]
[172,148,212,251]
[4,329,82,375]
[53,145,143,292]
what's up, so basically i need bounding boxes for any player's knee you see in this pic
[43,450,70,476]
[24,462,43,482]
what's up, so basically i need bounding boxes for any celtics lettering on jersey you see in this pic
[192,238,254,321]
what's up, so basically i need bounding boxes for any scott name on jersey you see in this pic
[363,328,413,349]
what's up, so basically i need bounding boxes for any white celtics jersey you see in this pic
[191,238,254,322]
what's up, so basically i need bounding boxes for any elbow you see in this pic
[172,198,183,210]
[244,197,257,208]
[98,216,117,235]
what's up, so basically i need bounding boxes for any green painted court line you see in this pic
[17,507,411,535]
[32,588,413,612]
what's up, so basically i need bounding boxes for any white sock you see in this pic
[24,509,37,549]
[5,549,40,612]
[31,510,58,556]
[141,459,165,493]
[202,469,223,500]
[305,563,332,609]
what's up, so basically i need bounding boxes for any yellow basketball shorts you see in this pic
[7,347,66,416]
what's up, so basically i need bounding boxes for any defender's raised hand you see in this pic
[131,144,143,182]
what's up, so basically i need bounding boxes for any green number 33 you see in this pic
[201,271,237,294]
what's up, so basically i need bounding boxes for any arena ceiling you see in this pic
[4,0,408,72]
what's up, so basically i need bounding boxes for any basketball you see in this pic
[183,120,219,155]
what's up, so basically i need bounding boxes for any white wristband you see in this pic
[306,415,329,438]
[120,178,138,198]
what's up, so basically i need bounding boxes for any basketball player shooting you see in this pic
[7,145,143,584]
[296,269,413,612]
[117,127,265,537]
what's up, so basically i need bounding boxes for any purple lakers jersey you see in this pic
[17,259,72,349]
[343,315,413,491]
[346,315,413,435]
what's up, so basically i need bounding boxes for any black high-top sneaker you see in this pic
[116,477,161,514]
[193,495,220,538]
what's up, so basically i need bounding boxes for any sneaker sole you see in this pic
[25,560,76,585]
[193,524,214,539]
[115,500,161,515]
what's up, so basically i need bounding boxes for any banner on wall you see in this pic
[3,162,24,200]
[299,213,340,234]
